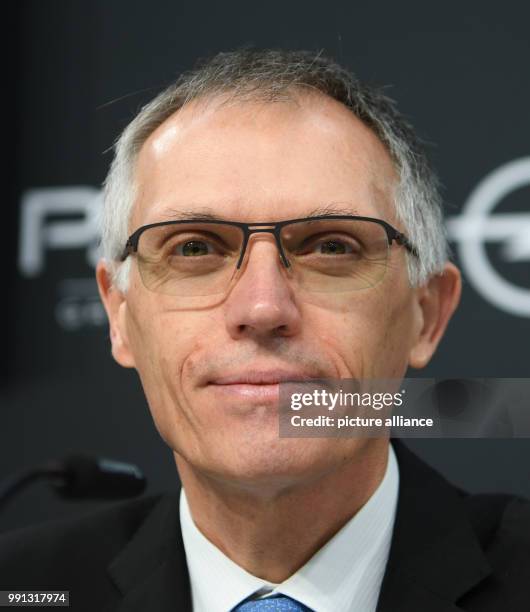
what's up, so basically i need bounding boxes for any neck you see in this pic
[175,440,389,583]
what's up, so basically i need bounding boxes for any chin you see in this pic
[201,437,341,492]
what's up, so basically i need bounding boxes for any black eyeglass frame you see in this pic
[120,215,420,269]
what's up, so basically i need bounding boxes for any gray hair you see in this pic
[101,49,448,290]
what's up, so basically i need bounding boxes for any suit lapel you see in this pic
[106,492,192,612]
[376,441,492,611]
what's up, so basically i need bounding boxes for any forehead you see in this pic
[132,93,398,227]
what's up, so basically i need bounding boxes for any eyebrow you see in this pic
[161,203,360,222]
[305,204,360,217]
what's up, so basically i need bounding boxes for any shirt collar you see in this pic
[180,444,399,612]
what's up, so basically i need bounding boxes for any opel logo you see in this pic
[446,157,530,317]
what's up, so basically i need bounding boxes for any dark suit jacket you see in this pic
[1,441,529,611]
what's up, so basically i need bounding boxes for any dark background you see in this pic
[1,0,529,532]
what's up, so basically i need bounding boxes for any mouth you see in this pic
[207,369,319,402]
[209,382,281,401]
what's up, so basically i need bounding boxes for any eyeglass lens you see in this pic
[134,219,390,297]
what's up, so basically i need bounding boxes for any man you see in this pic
[1,49,529,611]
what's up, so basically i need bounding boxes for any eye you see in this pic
[298,234,362,256]
[318,239,355,255]
[164,232,228,257]
[177,239,214,257]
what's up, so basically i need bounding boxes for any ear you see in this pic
[408,262,462,369]
[96,260,136,368]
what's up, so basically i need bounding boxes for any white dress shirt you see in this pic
[180,444,399,612]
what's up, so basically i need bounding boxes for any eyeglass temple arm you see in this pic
[119,240,134,262]
[393,231,419,258]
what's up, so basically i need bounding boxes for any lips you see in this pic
[206,369,320,403]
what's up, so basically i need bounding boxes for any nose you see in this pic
[223,233,302,340]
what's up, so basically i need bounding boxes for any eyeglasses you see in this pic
[120,215,419,300]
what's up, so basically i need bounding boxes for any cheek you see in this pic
[126,298,211,399]
[125,307,168,407]
[311,285,415,379]
[371,287,416,376]
[124,303,208,442]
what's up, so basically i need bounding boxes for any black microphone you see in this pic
[0,455,147,513]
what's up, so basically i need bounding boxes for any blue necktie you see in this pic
[232,594,312,611]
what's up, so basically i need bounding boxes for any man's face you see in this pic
[101,94,434,488]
